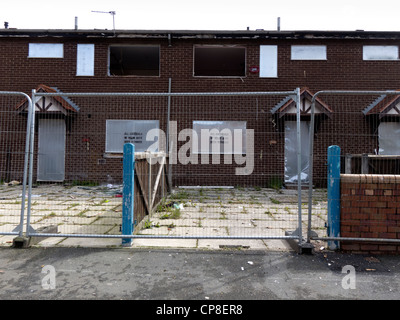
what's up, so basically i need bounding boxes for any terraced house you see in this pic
[1,28,400,187]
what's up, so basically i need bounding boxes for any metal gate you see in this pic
[1,88,312,250]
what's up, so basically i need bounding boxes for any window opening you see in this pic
[109,45,160,76]
[194,46,246,77]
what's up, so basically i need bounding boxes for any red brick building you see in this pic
[1,29,400,187]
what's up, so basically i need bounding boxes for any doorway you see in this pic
[37,119,66,182]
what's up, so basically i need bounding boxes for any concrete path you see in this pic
[0,183,328,251]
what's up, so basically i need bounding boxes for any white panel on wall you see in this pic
[106,120,160,153]
[193,120,247,154]
[77,44,95,76]
[363,46,399,60]
[259,45,278,78]
[291,45,326,60]
[28,43,64,58]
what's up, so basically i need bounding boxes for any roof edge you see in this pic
[2,29,400,40]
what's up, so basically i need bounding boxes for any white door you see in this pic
[37,119,66,181]
[284,121,310,184]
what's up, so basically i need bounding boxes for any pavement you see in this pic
[0,246,399,302]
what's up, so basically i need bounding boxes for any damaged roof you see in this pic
[2,29,400,40]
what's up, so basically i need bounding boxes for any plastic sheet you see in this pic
[378,122,400,155]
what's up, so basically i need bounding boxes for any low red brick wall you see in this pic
[340,174,400,254]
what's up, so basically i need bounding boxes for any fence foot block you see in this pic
[12,236,30,248]
[285,230,315,254]
[12,225,58,248]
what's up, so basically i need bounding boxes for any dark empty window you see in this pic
[194,46,246,77]
[109,45,159,76]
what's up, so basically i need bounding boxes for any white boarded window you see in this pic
[259,45,278,78]
[106,120,160,153]
[77,44,95,76]
[291,45,326,60]
[193,121,246,154]
[363,46,399,60]
[28,43,63,58]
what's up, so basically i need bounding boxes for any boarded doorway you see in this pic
[284,120,310,184]
[37,119,66,182]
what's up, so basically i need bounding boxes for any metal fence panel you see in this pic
[0,92,32,238]
[0,88,316,247]
[307,91,400,249]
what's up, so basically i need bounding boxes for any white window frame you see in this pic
[28,43,64,58]
[291,45,327,60]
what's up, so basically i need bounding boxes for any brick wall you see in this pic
[2,33,400,186]
[340,174,400,254]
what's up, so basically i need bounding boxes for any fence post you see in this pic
[327,145,341,250]
[25,89,37,238]
[295,87,303,245]
[122,143,135,246]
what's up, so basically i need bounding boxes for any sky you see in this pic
[1,0,400,32]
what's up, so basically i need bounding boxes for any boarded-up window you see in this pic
[106,120,160,153]
[291,45,326,60]
[379,122,400,155]
[363,46,399,60]
[77,44,95,76]
[194,46,246,77]
[259,45,278,78]
[109,46,160,76]
[28,43,63,58]
[193,121,246,154]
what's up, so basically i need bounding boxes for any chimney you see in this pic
[4,22,9,29]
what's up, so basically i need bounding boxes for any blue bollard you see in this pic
[327,145,341,250]
[122,143,135,246]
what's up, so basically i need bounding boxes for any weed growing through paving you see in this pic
[270,197,281,204]
[94,199,109,206]
[144,220,152,229]
[77,208,89,217]
[160,208,181,220]
[66,203,79,210]
[220,210,227,220]
[170,190,189,201]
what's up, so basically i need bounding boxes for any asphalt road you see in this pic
[0,246,399,303]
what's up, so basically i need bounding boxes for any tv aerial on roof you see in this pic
[91,10,116,32]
